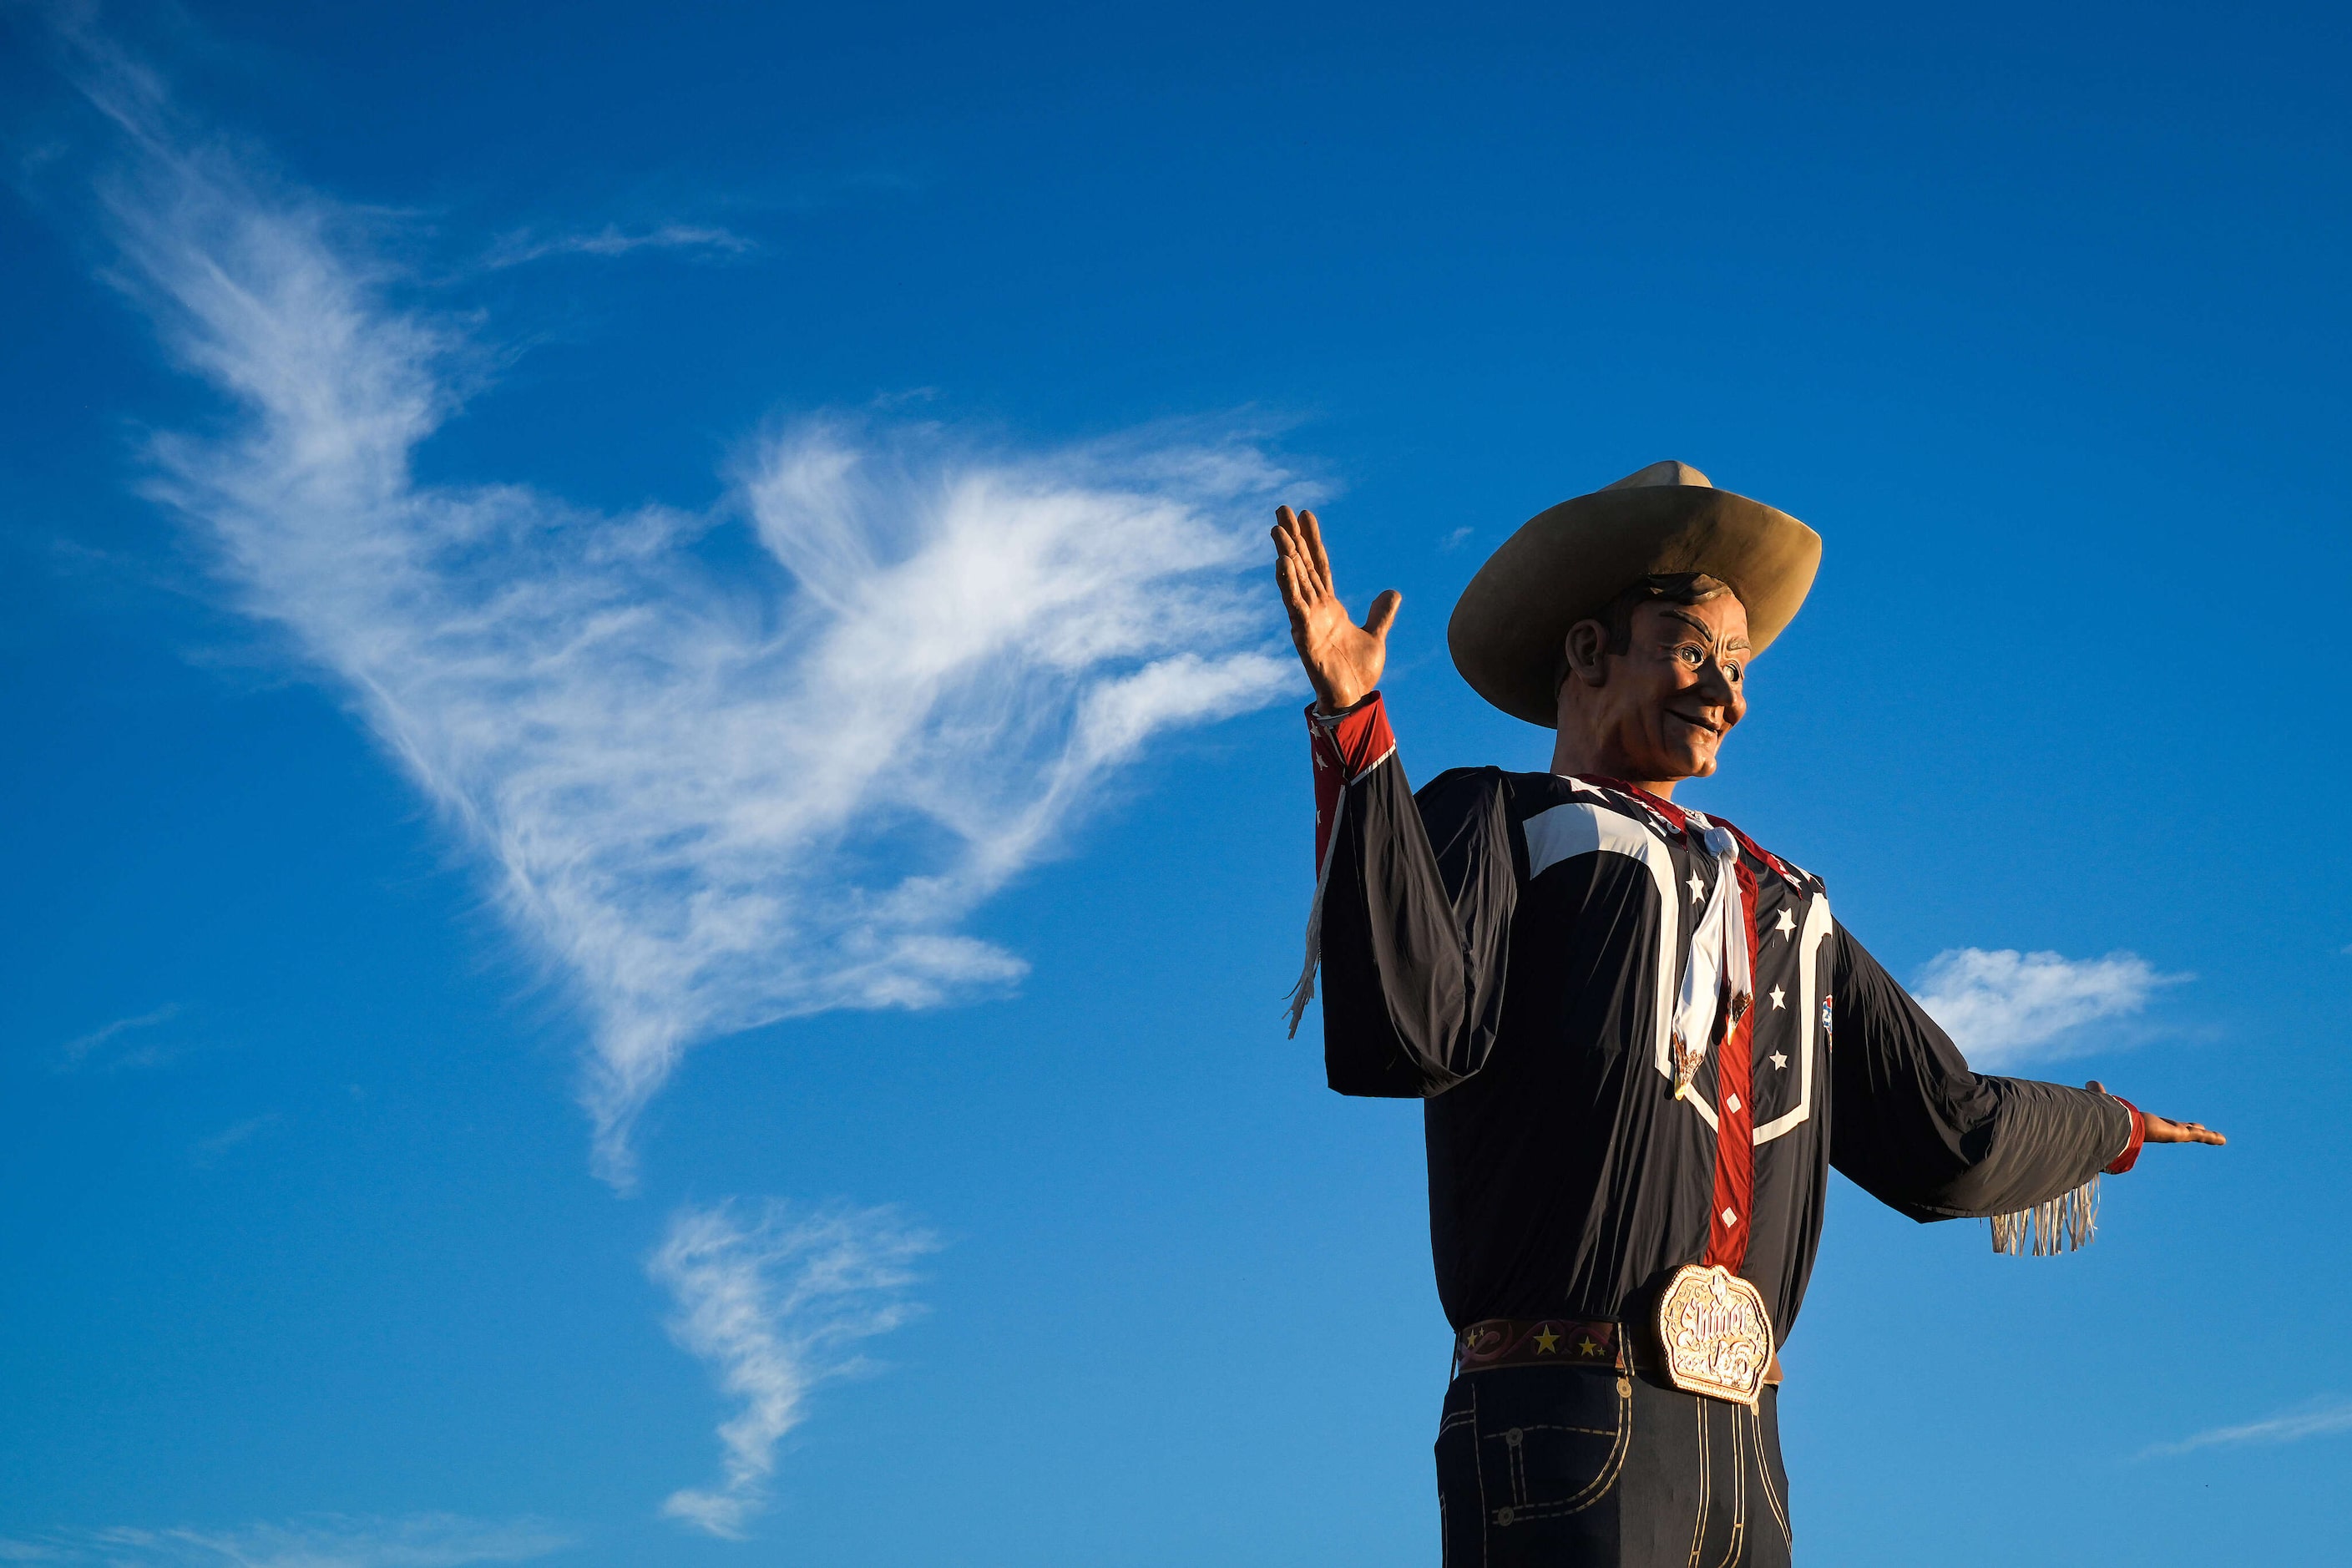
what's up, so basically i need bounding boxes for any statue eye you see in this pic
[1725,661,1743,683]
[1677,645,1704,668]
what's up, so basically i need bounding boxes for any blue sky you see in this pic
[2,2,2347,1562]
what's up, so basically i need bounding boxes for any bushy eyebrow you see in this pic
[1659,607,1752,653]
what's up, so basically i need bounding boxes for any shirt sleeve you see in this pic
[1826,924,2136,1222]
[2103,1097,2147,1173]
[1298,694,1517,1098]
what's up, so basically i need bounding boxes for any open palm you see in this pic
[1272,506,1401,713]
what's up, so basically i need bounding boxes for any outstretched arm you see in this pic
[1826,926,2220,1229]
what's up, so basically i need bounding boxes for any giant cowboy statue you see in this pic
[1271,463,2225,1567]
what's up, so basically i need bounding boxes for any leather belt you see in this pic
[1455,1318,1624,1375]
[1455,1317,1783,1386]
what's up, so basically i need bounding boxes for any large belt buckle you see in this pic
[1654,1263,1774,1405]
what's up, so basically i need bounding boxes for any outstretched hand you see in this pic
[2086,1081,2226,1146]
[1272,506,1401,713]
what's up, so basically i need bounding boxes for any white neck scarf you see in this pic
[1671,817,1752,1099]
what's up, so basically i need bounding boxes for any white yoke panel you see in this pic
[1520,802,1713,1128]
[1754,893,1834,1145]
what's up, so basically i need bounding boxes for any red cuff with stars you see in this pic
[2104,1096,2146,1175]
[1307,693,1396,869]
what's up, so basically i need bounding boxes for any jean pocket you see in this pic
[1467,1367,1631,1528]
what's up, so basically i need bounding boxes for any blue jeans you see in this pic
[1435,1364,1793,1566]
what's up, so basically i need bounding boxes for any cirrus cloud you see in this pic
[481,223,755,269]
[649,1200,938,1538]
[2139,1395,2352,1459]
[69,35,1297,1183]
[0,1513,567,1567]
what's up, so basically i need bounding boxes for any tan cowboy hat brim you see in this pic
[1447,462,1822,727]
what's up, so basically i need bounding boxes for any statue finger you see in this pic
[1272,508,1317,582]
[1301,509,1335,592]
[1277,552,1321,616]
[1272,531,1314,601]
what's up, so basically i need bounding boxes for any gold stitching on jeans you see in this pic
[1751,1400,1792,1550]
[1487,1372,1635,1525]
[1711,1402,1743,1568]
[1507,1422,1615,1438]
[1686,1399,1711,1568]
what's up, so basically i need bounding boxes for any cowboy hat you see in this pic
[1446,460,1823,727]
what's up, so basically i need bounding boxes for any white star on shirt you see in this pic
[1768,985,1785,1009]
[1687,871,1706,903]
[1769,1050,1788,1070]
[1774,908,1796,938]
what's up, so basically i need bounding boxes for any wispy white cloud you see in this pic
[1913,948,2187,1069]
[192,1111,280,1162]
[0,1513,568,1566]
[482,223,755,269]
[59,1003,181,1070]
[649,1200,937,1538]
[71,39,1296,1182]
[2139,1396,2352,1459]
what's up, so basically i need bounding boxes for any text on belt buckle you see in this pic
[1655,1262,1774,1405]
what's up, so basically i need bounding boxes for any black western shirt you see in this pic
[1301,694,2136,1343]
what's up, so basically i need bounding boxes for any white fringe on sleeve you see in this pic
[1284,787,1348,1039]
[1989,1176,2100,1256]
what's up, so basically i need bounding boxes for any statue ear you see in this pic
[1562,619,1610,689]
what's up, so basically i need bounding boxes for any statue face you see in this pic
[1563,594,1751,781]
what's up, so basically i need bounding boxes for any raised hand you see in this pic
[1272,505,1401,714]
[2086,1081,2227,1146]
